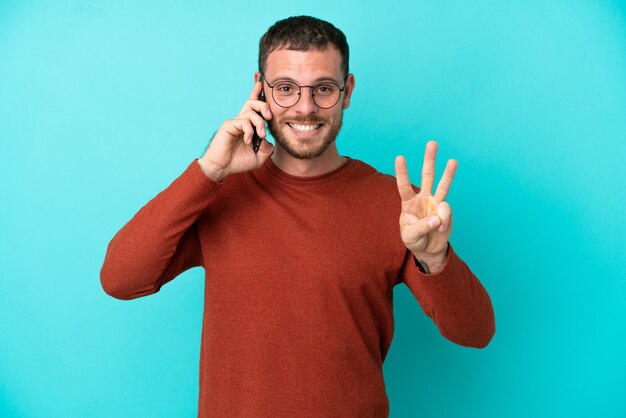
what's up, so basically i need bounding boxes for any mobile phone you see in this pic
[252,90,266,153]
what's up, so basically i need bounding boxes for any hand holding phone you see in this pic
[197,82,273,182]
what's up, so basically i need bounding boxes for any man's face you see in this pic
[258,46,355,160]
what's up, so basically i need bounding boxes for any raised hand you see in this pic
[395,141,458,273]
[197,81,275,182]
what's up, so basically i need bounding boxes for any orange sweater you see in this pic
[100,157,495,418]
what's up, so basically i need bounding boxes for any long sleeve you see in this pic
[100,160,221,300]
[400,244,496,348]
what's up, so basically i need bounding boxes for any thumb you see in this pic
[257,138,275,159]
[249,80,263,100]
[402,213,441,233]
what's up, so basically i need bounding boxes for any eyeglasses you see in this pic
[260,71,347,109]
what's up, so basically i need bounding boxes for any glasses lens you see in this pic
[273,81,300,107]
[312,83,341,108]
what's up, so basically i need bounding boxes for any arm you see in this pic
[395,141,495,348]
[101,81,275,300]
[400,245,495,348]
[100,160,220,300]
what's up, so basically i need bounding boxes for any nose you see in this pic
[292,86,318,114]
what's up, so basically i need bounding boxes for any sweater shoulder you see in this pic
[348,159,399,192]
[349,158,421,195]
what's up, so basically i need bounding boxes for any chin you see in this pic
[294,145,335,160]
[269,120,342,160]
[276,132,334,160]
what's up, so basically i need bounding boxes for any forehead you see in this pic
[265,46,343,82]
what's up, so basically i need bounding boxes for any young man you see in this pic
[101,16,495,418]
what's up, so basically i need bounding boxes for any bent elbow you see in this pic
[461,297,496,349]
[441,317,496,349]
[473,307,497,348]
[468,326,495,349]
[100,264,160,301]
[101,280,129,301]
[100,267,133,300]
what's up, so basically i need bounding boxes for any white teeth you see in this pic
[289,123,320,132]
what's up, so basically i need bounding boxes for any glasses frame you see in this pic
[259,71,348,109]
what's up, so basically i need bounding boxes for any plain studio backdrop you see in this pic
[1,0,625,417]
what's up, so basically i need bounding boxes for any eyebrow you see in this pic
[271,75,342,84]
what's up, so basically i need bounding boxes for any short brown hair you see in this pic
[258,16,350,77]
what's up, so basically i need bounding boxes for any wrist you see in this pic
[197,157,226,183]
[412,244,449,274]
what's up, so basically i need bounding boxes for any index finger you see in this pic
[243,81,272,119]
[249,80,263,100]
[395,155,416,202]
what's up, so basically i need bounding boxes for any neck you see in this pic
[271,143,346,177]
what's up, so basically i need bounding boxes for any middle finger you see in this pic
[434,159,458,202]
[421,140,438,195]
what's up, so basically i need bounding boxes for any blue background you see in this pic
[1,0,625,417]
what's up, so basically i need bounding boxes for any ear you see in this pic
[254,72,262,84]
[341,73,355,110]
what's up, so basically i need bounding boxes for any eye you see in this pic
[315,84,337,95]
[275,82,298,94]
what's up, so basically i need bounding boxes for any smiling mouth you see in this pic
[287,122,322,132]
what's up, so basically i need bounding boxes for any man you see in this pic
[101,15,495,418]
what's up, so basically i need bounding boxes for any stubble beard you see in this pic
[267,111,344,160]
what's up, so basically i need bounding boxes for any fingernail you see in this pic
[427,217,439,228]
[265,110,272,118]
